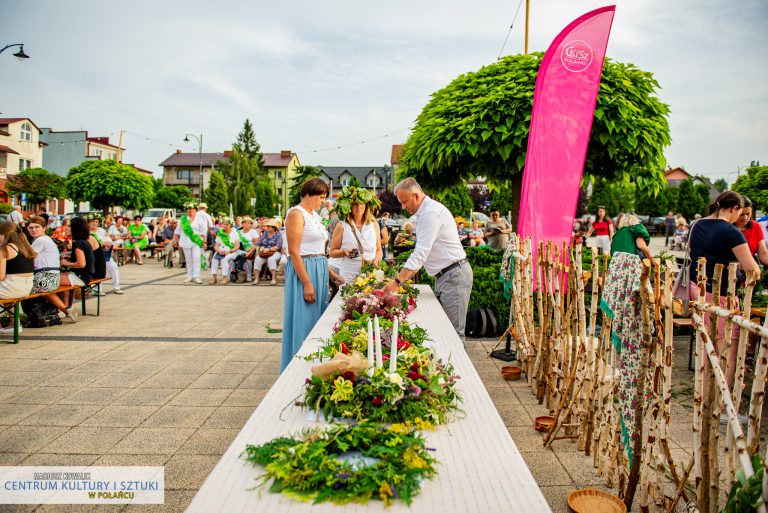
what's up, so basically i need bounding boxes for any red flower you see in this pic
[397,340,410,351]
[372,396,383,407]
[341,371,356,382]
[410,362,420,371]
[408,371,425,381]
[382,354,390,362]
[339,342,350,355]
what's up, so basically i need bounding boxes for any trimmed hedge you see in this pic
[396,246,509,335]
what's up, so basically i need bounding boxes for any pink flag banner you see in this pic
[517,6,616,254]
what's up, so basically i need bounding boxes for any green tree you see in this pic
[695,183,712,213]
[289,165,322,206]
[234,119,260,159]
[399,53,671,227]
[154,185,193,211]
[439,184,473,218]
[202,170,229,216]
[586,177,634,216]
[217,147,266,215]
[66,160,154,213]
[6,167,66,206]
[0,203,14,215]
[253,180,279,217]
[713,178,728,193]
[732,165,768,211]
[675,179,707,220]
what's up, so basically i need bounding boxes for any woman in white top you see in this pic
[26,215,61,294]
[172,202,209,284]
[329,186,383,282]
[281,178,344,371]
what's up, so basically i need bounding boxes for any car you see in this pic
[470,212,491,227]
[640,215,666,235]
[64,210,104,219]
[143,208,176,226]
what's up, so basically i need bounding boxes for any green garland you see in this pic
[334,185,382,217]
[244,422,437,506]
[300,346,462,426]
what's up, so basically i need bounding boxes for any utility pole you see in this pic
[116,129,123,161]
[524,0,531,54]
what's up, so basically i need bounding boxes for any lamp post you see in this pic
[0,44,30,61]
[183,134,203,198]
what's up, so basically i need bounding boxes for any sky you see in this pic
[2,0,766,184]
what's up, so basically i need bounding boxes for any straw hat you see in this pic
[265,218,281,229]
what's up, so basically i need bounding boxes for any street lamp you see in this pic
[0,44,30,61]
[183,133,204,198]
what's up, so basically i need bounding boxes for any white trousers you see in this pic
[182,246,202,278]
[255,252,281,271]
[106,260,120,290]
[219,250,245,277]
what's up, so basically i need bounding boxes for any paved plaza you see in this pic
[0,241,697,512]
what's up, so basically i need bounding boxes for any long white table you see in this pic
[185,286,552,512]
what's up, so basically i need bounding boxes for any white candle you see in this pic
[367,319,374,368]
[389,317,399,373]
[374,315,383,368]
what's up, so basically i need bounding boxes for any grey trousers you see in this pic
[434,262,473,345]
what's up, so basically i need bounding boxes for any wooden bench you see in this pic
[0,277,111,344]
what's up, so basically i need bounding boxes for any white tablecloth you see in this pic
[185,285,552,512]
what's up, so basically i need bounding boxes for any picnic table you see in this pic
[185,285,552,513]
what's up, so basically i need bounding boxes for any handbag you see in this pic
[672,220,698,316]
[259,248,277,258]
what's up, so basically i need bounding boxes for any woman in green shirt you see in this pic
[599,214,652,463]
[125,215,149,265]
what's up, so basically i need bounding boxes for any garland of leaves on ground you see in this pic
[245,267,462,506]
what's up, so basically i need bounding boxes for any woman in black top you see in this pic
[57,217,95,323]
[0,221,37,300]
[688,191,759,390]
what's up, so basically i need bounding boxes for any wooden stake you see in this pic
[747,310,768,455]
[693,258,707,511]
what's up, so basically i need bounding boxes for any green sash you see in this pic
[237,230,253,250]
[181,215,206,270]
[90,231,105,244]
[218,229,236,250]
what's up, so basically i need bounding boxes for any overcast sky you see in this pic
[2,0,766,184]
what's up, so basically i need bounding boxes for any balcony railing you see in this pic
[0,167,6,179]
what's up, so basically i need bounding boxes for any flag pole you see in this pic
[524,0,530,54]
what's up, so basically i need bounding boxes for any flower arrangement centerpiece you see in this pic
[300,316,461,425]
[341,262,420,305]
[341,289,416,322]
[306,313,429,362]
[244,421,437,506]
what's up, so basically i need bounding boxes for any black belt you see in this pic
[435,258,467,279]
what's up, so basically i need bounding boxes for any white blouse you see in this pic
[289,205,327,256]
[32,236,60,270]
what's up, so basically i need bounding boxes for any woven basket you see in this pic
[567,488,626,513]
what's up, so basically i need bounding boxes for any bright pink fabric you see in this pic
[518,6,616,258]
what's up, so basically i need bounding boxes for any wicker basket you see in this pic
[567,488,626,513]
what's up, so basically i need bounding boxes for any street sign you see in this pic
[250,198,256,207]
[21,192,27,203]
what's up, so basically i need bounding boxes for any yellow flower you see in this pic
[402,447,428,469]
[363,286,372,294]
[398,287,406,294]
[413,417,434,431]
[330,378,354,402]
[378,482,394,505]
[389,423,408,434]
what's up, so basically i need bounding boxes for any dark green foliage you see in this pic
[154,185,193,211]
[234,118,260,158]
[713,178,729,193]
[66,160,154,213]
[201,171,229,216]
[397,246,508,335]
[6,167,66,205]
[586,177,634,216]
[438,184,473,218]
[399,53,670,197]
[732,166,768,211]
[676,179,708,220]
[722,455,765,513]
[349,176,361,188]
[253,180,279,217]
[216,147,266,215]
[0,203,13,214]
[289,165,322,206]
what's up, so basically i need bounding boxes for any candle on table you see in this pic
[367,318,374,369]
[374,315,383,369]
[389,317,399,373]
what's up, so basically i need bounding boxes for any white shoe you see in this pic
[66,307,78,323]
[113,289,124,295]
[183,277,193,283]
[0,325,20,334]
[193,277,202,284]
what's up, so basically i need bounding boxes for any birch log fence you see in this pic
[503,234,767,512]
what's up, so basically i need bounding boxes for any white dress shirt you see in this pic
[403,196,466,276]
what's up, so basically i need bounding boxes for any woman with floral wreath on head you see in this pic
[172,201,208,284]
[210,216,240,285]
[329,185,383,283]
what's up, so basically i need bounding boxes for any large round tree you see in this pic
[66,160,155,213]
[399,53,671,226]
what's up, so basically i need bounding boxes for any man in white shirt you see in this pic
[197,202,214,229]
[383,178,473,343]
[8,205,24,225]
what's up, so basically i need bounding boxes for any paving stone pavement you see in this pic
[0,256,699,512]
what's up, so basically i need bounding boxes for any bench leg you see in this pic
[13,302,20,344]
[687,327,695,372]
[81,287,87,316]
[97,282,101,316]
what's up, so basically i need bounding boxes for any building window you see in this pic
[341,177,351,186]
[277,188,283,196]
[276,171,283,180]
[367,175,379,187]
[18,159,33,171]
[92,148,102,158]
[20,123,32,142]
[176,170,193,180]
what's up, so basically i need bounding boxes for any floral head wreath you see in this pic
[221,216,235,226]
[335,186,382,217]
[183,201,198,210]
[85,213,103,222]
[241,215,254,224]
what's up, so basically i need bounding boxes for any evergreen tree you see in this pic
[713,178,728,193]
[217,147,267,215]
[586,178,634,216]
[234,119,261,159]
[675,179,707,220]
[253,180,279,217]
[289,165,323,206]
[202,171,229,216]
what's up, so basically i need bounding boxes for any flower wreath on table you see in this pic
[299,346,462,426]
[244,421,437,506]
[305,313,430,362]
[341,261,420,304]
[340,289,416,322]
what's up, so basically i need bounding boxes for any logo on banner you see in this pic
[560,40,593,73]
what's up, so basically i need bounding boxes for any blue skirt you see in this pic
[281,256,329,371]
